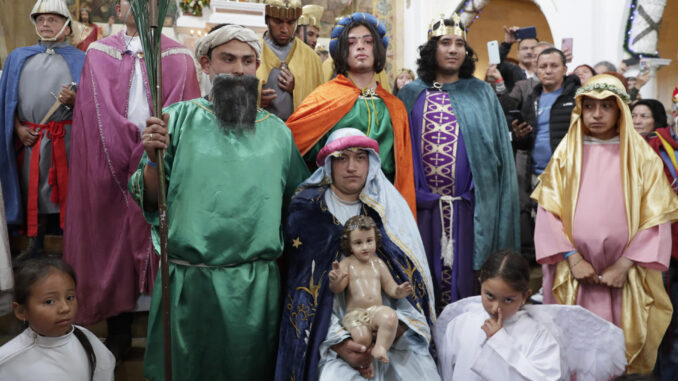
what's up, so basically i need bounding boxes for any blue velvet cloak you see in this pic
[0,44,84,226]
[275,185,433,381]
[398,78,520,269]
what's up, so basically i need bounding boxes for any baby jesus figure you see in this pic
[329,215,413,377]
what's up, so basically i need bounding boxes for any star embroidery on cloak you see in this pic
[292,237,303,248]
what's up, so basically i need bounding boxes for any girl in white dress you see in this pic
[435,250,562,381]
[0,258,115,380]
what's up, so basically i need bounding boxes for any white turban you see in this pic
[194,24,262,60]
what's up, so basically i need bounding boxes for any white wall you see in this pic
[402,0,464,73]
[402,0,658,92]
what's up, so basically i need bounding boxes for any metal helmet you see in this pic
[30,0,72,41]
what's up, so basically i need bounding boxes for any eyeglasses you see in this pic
[631,113,652,119]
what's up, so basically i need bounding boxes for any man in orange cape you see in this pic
[286,12,415,215]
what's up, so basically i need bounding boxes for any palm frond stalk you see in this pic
[130,1,172,380]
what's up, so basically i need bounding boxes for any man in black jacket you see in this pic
[511,47,580,262]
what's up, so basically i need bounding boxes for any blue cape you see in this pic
[275,185,433,381]
[398,78,520,269]
[0,44,85,225]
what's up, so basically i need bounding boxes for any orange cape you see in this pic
[286,74,416,216]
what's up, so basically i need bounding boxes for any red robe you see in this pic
[76,23,102,52]
[647,126,678,260]
[286,74,416,216]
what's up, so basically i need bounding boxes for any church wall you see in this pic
[0,0,37,67]
[463,0,553,80]
[402,0,675,106]
[656,0,678,109]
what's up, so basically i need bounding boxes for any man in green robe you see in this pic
[127,24,309,381]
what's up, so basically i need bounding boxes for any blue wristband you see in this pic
[563,250,577,259]
[146,158,157,168]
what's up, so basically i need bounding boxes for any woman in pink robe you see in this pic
[532,74,678,373]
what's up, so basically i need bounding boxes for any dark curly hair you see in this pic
[340,215,382,257]
[331,20,386,76]
[416,21,477,84]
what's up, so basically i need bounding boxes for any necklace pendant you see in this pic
[45,48,55,55]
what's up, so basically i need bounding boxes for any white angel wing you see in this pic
[433,295,483,347]
[524,304,626,381]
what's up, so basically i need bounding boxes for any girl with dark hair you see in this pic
[435,250,562,381]
[435,250,628,381]
[0,258,115,380]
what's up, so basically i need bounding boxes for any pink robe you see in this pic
[535,141,671,326]
[63,31,200,325]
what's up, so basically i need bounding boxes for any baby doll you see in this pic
[328,215,413,376]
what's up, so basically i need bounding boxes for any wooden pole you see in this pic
[148,1,172,380]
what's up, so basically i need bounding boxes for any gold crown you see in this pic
[298,4,323,28]
[265,0,302,20]
[428,13,466,40]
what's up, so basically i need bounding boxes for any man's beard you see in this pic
[437,65,460,77]
[211,74,259,133]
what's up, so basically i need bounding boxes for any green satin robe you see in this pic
[128,98,309,381]
[304,95,396,181]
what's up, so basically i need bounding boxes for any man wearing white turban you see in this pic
[129,24,310,380]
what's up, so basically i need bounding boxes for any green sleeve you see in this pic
[127,104,181,226]
[285,143,311,203]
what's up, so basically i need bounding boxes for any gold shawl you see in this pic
[531,74,678,372]
[257,37,325,109]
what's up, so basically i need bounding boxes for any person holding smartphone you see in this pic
[510,48,580,264]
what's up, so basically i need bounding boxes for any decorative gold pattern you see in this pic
[428,12,466,40]
[292,237,302,248]
[265,0,302,20]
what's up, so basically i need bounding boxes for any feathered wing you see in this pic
[433,296,482,347]
[524,304,626,381]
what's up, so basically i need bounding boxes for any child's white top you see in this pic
[435,300,561,381]
[0,325,115,381]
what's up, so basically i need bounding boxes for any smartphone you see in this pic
[508,109,524,125]
[514,26,537,40]
[487,40,500,65]
[639,59,649,74]
[561,38,573,63]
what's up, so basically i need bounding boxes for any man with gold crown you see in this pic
[0,0,84,259]
[397,14,519,312]
[295,4,323,50]
[287,12,416,216]
[533,74,678,373]
[258,0,324,121]
[62,0,200,361]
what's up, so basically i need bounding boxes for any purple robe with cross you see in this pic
[410,89,475,312]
